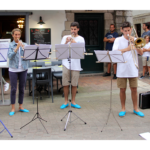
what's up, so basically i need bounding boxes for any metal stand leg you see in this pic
[101,62,122,132]
[0,120,13,138]
[20,61,48,134]
[61,57,86,131]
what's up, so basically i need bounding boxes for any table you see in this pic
[27,66,62,74]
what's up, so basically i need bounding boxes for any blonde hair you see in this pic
[12,28,22,35]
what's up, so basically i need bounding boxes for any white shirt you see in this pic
[61,35,85,71]
[142,42,150,57]
[112,36,138,78]
[9,46,25,72]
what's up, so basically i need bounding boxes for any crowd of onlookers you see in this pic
[103,22,150,80]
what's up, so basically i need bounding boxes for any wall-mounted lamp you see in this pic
[37,16,45,28]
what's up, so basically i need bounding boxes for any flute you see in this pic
[18,38,24,50]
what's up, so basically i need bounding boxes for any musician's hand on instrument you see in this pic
[65,37,71,44]
[129,36,134,43]
[71,39,76,43]
[142,48,147,52]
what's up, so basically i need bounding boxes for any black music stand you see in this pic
[20,44,51,134]
[55,43,87,131]
[95,50,126,132]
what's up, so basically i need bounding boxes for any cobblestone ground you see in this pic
[0,75,150,140]
[0,56,150,140]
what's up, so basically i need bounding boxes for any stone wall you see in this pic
[62,9,133,36]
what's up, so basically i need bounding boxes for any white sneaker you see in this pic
[4,83,9,91]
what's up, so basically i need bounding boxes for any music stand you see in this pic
[95,50,126,132]
[0,42,10,106]
[55,43,87,131]
[20,44,51,134]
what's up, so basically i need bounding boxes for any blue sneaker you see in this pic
[71,103,81,109]
[133,110,144,117]
[19,109,29,112]
[9,112,15,116]
[119,111,126,117]
[60,103,69,109]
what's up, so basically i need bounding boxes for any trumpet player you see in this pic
[60,22,85,109]
[112,22,144,117]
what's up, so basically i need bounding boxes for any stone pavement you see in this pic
[0,73,150,140]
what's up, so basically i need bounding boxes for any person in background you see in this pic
[103,24,119,79]
[141,23,150,38]
[8,28,29,116]
[141,23,150,75]
[139,35,150,79]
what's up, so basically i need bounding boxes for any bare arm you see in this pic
[108,37,116,43]
[103,37,110,42]
[136,48,143,55]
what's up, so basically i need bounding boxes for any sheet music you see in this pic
[37,44,51,59]
[23,45,38,60]
[71,43,85,59]
[55,44,69,59]
[94,50,111,62]
[109,51,125,63]
[0,42,9,62]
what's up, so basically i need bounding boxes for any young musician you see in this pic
[140,35,150,79]
[8,28,29,116]
[60,22,85,109]
[112,22,144,117]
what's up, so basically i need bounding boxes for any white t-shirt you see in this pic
[112,36,138,78]
[9,46,25,72]
[142,42,150,57]
[61,35,85,71]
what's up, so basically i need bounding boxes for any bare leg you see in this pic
[71,86,77,105]
[120,88,126,111]
[11,104,15,112]
[130,87,138,112]
[19,104,24,110]
[63,85,69,104]
[143,66,146,76]
[148,67,150,76]
[113,63,117,74]
[107,63,111,73]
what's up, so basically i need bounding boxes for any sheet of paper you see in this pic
[71,43,85,59]
[0,42,9,62]
[139,132,150,140]
[109,51,125,63]
[24,45,38,60]
[94,50,111,62]
[55,44,69,59]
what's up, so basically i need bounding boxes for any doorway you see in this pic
[75,13,104,74]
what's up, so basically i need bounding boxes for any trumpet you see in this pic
[127,25,146,69]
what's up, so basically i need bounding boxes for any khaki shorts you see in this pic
[117,77,138,88]
[62,65,80,86]
[142,56,150,66]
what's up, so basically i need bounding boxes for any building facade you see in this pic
[0,10,133,74]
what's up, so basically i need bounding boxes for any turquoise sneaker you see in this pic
[133,110,144,117]
[71,103,81,109]
[60,103,69,109]
[119,111,126,117]
[9,112,15,116]
[19,109,29,112]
